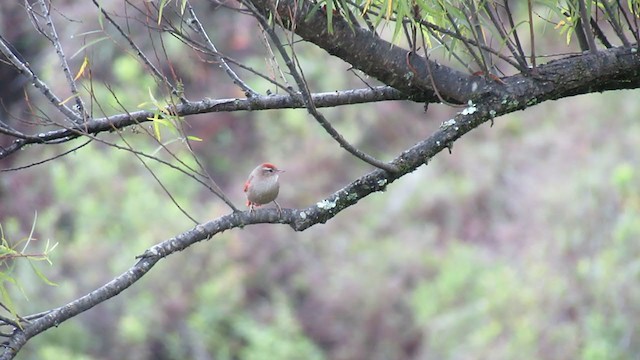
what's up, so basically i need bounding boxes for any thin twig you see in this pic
[590,16,613,48]
[244,0,398,173]
[409,17,526,71]
[577,0,598,53]
[503,0,528,68]
[37,0,87,122]
[440,4,485,72]
[0,140,92,172]
[121,133,200,224]
[415,36,464,108]
[616,1,639,44]
[483,1,528,70]
[346,0,526,72]
[528,0,536,69]
[0,34,81,123]
[600,0,631,47]
[0,121,31,140]
[101,82,239,212]
[185,1,258,97]
[423,26,474,72]
[0,315,19,330]
[165,22,293,94]
[465,1,491,74]
[91,0,187,103]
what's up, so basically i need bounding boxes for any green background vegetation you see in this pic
[1,2,639,359]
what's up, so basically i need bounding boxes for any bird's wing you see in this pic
[243,176,252,192]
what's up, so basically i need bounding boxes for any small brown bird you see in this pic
[243,163,285,213]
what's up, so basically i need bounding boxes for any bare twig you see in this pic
[503,0,528,67]
[440,4,485,72]
[590,16,613,48]
[483,1,528,70]
[345,1,525,72]
[414,36,464,108]
[91,0,187,103]
[528,0,536,69]
[243,0,398,173]
[37,0,87,122]
[614,3,638,43]
[0,34,81,123]
[465,1,492,74]
[164,20,294,94]
[577,0,598,53]
[100,82,239,212]
[600,0,631,47]
[121,133,200,224]
[0,140,92,172]
[0,120,31,140]
[185,1,258,97]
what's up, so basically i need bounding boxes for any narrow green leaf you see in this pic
[29,261,57,287]
[326,0,334,34]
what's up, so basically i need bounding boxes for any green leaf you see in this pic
[29,261,58,287]
[326,0,334,34]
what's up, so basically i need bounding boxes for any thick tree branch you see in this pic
[246,0,484,104]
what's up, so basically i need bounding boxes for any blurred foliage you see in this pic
[1,1,640,359]
[0,216,57,322]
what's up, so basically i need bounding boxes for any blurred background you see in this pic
[1,1,639,359]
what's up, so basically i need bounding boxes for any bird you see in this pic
[243,163,285,214]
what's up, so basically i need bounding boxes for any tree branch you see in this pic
[3,43,639,161]
[246,0,481,104]
[0,87,406,160]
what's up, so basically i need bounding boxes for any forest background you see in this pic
[0,1,639,359]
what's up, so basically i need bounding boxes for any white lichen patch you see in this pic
[346,192,359,201]
[377,179,388,187]
[440,119,456,129]
[317,198,338,210]
[299,211,307,219]
[461,100,477,115]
